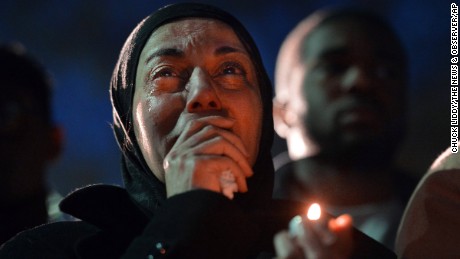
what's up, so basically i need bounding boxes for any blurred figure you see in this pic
[396,145,460,258]
[272,8,416,249]
[0,43,64,244]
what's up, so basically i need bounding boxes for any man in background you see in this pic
[0,43,64,244]
[272,8,416,249]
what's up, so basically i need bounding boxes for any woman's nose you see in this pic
[186,68,222,112]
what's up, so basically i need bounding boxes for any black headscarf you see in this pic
[110,3,275,216]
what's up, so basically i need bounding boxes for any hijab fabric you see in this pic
[110,3,274,216]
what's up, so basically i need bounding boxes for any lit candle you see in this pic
[306,202,336,245]
[289,203,323,235]
[307,203,321,221]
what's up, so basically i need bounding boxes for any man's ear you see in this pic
[273,99,295,139]
[46,125,64,162]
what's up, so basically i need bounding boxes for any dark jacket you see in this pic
[1,184,395,258]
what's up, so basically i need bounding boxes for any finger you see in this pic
[212,157,248,193]
[233,171,248,193]
[220,172,238,199]
[169,126,253,180]
[329,214,354,257]
[329,214,353,233]
[169,116,236,155]
[172,119,250,167]
[202,125,249,157]
[181,123,250,159]
[274,231,303,259]
[177,116,236,142]
[192,135,253,178]
[193,115,236,129]
[165,144,249,195]
[189,155,248,192]
[297,220,325,259]
[164,155,223,196]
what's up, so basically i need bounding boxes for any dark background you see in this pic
[0,0,453,196]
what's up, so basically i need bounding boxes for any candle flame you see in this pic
[307,203,321,220]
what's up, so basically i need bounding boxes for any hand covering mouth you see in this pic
[165,114,237,151]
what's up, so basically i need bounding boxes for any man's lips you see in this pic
[338,106,383,130]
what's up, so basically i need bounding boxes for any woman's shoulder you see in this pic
[0,220,98,258]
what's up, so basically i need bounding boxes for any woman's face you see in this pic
[133,18,263,182]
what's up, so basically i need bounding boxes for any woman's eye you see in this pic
[158,70,173,77]
[220,62,246,76]
[223,66,238,75]
[152,68,177,79]
[213,61,252,90]
[146,66,186,94]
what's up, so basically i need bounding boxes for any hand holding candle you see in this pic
[306,203,336,245]
[288,203,335,246]
[275,202,354,259]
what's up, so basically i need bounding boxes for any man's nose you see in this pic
[186,68,222,112]
[340,66,372,93]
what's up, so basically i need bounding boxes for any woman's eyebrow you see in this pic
[214,46,246,56]
[145,48,184,64]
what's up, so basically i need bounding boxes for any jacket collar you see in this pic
[59,184,149,234]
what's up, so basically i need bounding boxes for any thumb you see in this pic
[329,214,353,232]
[329,214,354,257]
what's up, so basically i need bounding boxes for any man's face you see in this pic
[297,19,406,153]
[133,18,263,182]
